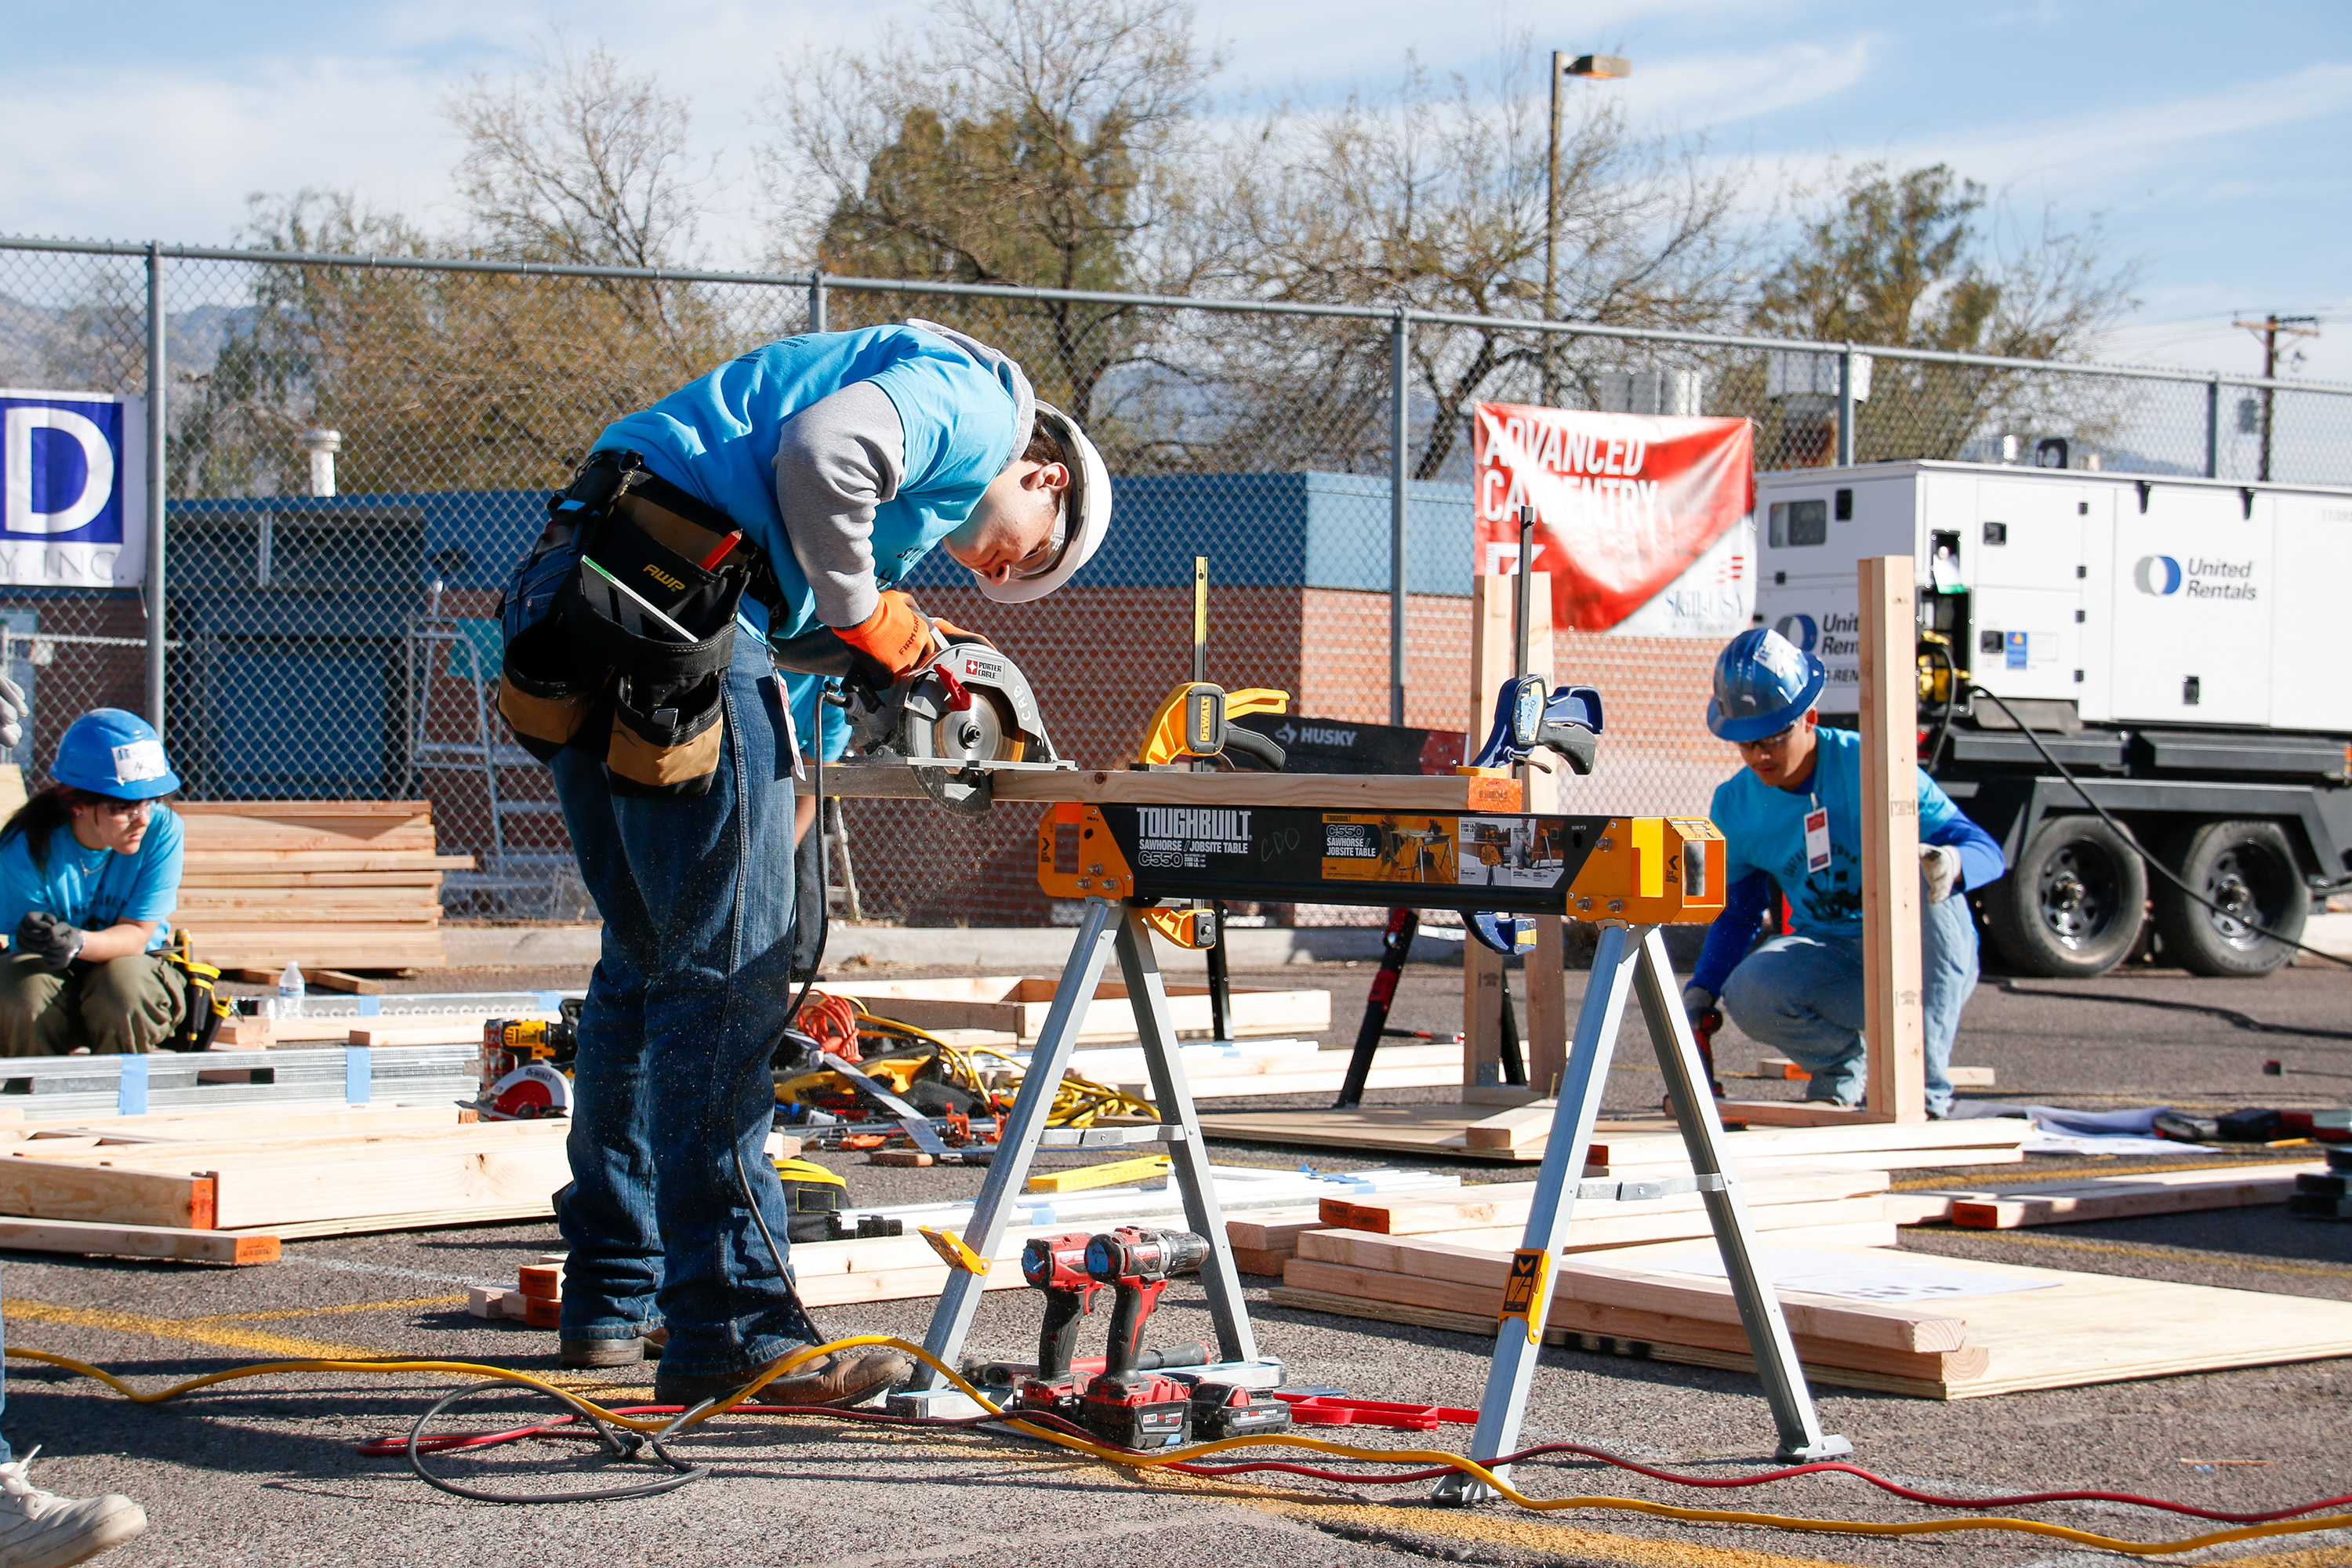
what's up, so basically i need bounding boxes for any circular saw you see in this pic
[886,641,1065,817]
[771,614,1073,817]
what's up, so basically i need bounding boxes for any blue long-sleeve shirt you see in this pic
[1690,728,2004,996]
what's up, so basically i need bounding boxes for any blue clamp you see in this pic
[1467,676,1606,956]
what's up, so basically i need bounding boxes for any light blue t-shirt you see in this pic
[0,804,184,951]
[1708,728,1969,938]
[592,325,1022,641]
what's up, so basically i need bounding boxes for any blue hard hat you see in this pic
[50,710,180,800]
[1705,629,1827,742]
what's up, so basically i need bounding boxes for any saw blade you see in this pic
[924,688,1023,764]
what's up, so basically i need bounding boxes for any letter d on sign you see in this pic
[4,405,116,535]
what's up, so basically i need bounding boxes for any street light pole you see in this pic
[1543,54,1631,408]
[1543,51,1564,408]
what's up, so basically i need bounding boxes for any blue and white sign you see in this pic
[0,390,147,586]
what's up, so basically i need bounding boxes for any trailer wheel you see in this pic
[2151,820,2307,978]
[1985,815,2147,978]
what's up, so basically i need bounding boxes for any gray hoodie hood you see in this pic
[905,318,1036,469]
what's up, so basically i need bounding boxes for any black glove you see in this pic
[16,912,86,971]
[1680,982,1717,1025]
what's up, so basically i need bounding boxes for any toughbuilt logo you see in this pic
[2135,555,2257,601]
[1137,808,1253,852]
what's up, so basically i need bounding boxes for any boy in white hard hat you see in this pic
[499,320,1109,1413]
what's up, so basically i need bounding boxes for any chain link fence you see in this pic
[5,235,2350,927]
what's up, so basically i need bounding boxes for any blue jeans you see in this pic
[549,636,818,1376]
[1719,889,1979,1116]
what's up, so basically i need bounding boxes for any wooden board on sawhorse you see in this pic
[887,898,1279,1417]
[1432,919,1850,1507]
[1462,569,1563,1105]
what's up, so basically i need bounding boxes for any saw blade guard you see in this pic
[893,639,1064,816]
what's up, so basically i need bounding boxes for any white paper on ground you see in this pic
[1643,1246,2057,1302]
[2020,1128,2223,1156]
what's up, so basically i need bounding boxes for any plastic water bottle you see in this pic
[277,962,306,1020]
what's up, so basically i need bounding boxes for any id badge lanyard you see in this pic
[1804,793,1831,874]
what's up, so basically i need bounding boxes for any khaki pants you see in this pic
[0,950,187,1057]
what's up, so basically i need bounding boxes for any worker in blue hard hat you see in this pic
[1682,628,2005,1117]
[0,710,188,1059]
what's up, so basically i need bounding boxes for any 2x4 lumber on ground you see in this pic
[1195,1105,2027,1167]
[1937,1163,2323,1229]
[0,1216,278,1265]
[0,1120,574,1230]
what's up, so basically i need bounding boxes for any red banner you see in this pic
[1473,403,1754,633]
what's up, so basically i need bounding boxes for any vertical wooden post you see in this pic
[1465,572,1559,1096]
[1857,556,1927,1123]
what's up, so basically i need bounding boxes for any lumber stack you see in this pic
[472,1255,568,1326]
[1272,1235,2352,1399]
[173,801,474,971]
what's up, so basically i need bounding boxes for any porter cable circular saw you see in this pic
[772,613,1071,818]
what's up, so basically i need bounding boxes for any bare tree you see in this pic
[1738,162,2140,463]
[760,0,1218,431]
[445,35,713,270]
[1200,42,1750,477]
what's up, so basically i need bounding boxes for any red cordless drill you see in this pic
[1080,1227,1208,1450]
[1014,1232,1098,1418]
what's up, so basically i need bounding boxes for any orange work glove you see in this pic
[833,590,935,681]
[931,617,993,648]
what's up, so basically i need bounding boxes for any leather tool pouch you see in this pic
[499,450,771,797]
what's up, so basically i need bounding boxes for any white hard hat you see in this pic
[973,401,1112,603]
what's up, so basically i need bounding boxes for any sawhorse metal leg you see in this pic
[1432,924,1848,1504]
[892,898,1269,1415]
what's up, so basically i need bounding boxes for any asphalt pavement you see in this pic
[13,955,2352,1567]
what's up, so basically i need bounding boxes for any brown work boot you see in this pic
[560,1327,667,1369]
[654,1345,911,1410]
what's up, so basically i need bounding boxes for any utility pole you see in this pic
[1544,53,1630,407]
[2233,313,2320,482]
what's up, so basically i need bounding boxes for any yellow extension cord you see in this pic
[10,1334,2347,1555]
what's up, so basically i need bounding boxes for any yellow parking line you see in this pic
[190,1294,468,1325]
[1243,1494,1863,1568]
[4,1297,388,1361]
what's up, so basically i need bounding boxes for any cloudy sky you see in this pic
[6,0,2346,378]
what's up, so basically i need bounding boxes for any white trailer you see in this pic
[1754,459,2352,978]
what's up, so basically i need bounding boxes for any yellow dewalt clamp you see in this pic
[1133,558,1289,949]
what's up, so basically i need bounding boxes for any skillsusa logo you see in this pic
[2133,556,2183,596]
[1773,613,1818,651]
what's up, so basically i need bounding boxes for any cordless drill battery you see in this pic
[1189,1380,1294,1441]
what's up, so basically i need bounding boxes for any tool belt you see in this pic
[498,450,786,798]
